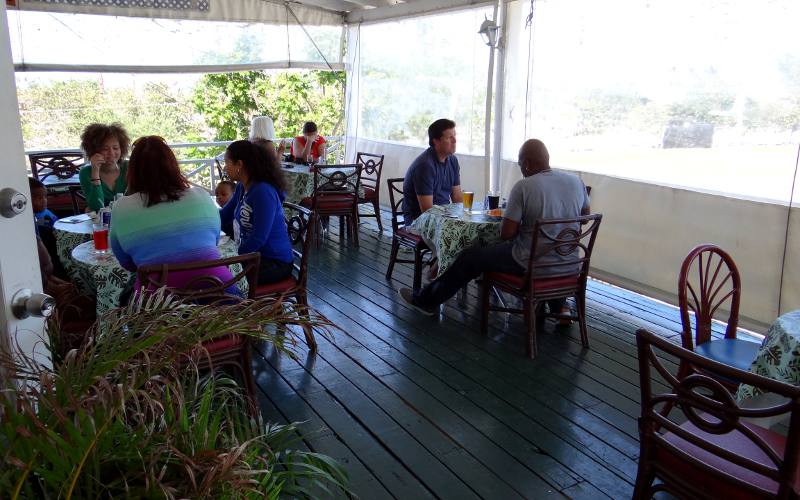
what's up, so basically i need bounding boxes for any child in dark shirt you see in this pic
[29,177,58,227]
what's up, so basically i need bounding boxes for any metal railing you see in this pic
[25,136,344,192]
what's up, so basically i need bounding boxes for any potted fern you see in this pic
[0,291,349,499]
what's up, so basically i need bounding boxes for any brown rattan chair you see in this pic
[301,164,362,248]
[356,152,385,232]
[68,185,87,215]
[136,252,261,416]
[254,202,318,352]
[679,244,761,384]
[29,151,84,183]
[385,177,431,291]
[480,214,602,359]
[634,328,800,499]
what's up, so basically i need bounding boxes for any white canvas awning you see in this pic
[9,0,494,26]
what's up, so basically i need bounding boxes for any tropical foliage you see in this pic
[0,291,349,499]
[191,70,345,143]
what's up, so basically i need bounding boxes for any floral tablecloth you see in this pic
[54,219,94,291]
[410,203,503,277]
[70,237,241,317]
[737,310,800,401]
[283,164,316,204]
[282,163,362,204]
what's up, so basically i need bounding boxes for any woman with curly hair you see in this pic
[78,122,131,211]
[220,140,293,285]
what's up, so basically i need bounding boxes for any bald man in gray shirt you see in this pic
[399,139,590,316]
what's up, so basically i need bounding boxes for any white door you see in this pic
[0,3,50,368]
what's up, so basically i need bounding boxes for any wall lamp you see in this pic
[478,18,500,48]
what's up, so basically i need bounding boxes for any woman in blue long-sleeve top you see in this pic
[220,140,294,285]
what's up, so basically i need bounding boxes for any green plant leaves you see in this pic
[1,291,348,498]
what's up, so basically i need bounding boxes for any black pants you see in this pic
[258,258,294,285]
[413,241,565,313]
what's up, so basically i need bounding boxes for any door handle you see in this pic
[11,289,56,319]
[0,187,28,218]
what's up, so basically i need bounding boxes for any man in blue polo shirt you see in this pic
[402,118,463,222]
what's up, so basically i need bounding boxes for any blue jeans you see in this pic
[413,241,565,314]
[414,242,523,307]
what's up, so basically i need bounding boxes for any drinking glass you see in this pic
[92,223,109,253]
[462,191,475,213]
[487,191,500,210]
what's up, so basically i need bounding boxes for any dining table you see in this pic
[410,203,503,278]
[53,216,94,290]
[737,310,800,402]
[69,236,241,317]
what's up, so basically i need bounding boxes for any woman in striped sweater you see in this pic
[110,136,233,292]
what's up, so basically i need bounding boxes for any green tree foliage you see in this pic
[191,69,345,142]
[17,79,206,150]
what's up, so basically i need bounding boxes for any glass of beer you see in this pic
[462,191,475,213]
[92,223,109,253]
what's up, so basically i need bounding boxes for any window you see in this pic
[353,7,492,154]
[505,0,800,202]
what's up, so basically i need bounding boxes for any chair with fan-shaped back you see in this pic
[356,152,385,232]
[136,252,261,416]
[678,245,761,384]
[634,328,800,499]
[254,202,318,352]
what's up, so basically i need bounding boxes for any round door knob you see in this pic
[0,188,28,218]
[11,289,56,319]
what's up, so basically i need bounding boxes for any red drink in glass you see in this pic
[92,224,109,253]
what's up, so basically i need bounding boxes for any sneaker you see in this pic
[398,287,437,317]
[557,305,573,326]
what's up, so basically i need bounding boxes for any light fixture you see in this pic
[478,18,499,48]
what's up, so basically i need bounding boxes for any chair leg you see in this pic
[631,461,656,500]
[240,348,260,421]
[339,216,345,239]
[413,248,424,291]
[373,199,383,232]
[296,292,317,352]
[526,299,538,359]
[351,210,360,248]
[575,290,590,348]
[386,239,399,281]
[480,279,490,335]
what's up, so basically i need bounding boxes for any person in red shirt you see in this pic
[291,121,327,163]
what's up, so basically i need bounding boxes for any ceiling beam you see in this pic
[14,61,347,74]
[290,0,363,13]
[346,0,494,24]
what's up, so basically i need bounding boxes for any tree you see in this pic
[17,79,206,151]
[191,69,345,142]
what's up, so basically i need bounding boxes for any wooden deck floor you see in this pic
[250,214,752,499]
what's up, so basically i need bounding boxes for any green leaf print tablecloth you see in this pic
[737,310,800,402]
[70,237,242,317]
[410,204,503,277]
[282,163,362,204]
[283,164,316,204]
[54,218,94,292]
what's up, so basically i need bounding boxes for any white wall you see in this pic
[350,137,798,332]
[348,137,488,205]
